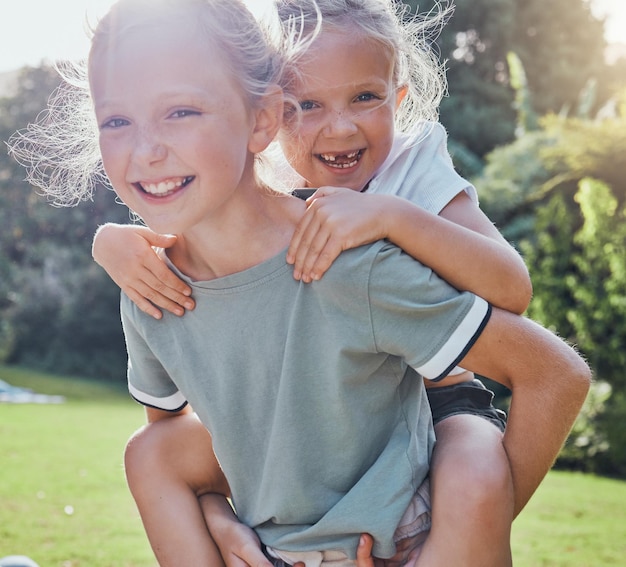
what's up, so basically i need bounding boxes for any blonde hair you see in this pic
[9,0,284,206]
[274,0,451,132]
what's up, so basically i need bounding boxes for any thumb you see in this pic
[139,228,177,249]
[355,534,376,567]
[307,185,342,200]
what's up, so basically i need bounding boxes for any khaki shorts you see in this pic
[266,477,431,567]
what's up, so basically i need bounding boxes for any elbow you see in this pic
[565,350,593,412]
[514,266,534,314]
[502,276,534,315]
[510,283,533,315]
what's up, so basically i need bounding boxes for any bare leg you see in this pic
[124,413,228,566]
[417,415,514,567]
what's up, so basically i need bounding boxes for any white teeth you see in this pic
[330,159,358,169]
[319,150,359,163]
[318,150,361,169]
[141,177,188,196]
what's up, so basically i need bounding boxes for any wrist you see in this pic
[92,223,119,264]
[379,195,423,244]
[200,493,238,532]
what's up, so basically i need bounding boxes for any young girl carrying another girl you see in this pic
[10,1,590,566]
[93,0,531,564]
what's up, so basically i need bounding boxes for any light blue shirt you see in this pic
[122,241,490,558]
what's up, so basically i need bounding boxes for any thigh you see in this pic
[425,414,513,567]
[124,415,229,567]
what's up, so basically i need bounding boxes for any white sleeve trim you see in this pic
[415,297,490,380]
[128,382,188,411]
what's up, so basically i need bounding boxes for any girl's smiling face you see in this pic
[278,26,404,191]
[90,21,259,237]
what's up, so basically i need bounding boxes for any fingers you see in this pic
[124,287,165,320]
[124,262,193,318]
[143,257,195,310]
[129,238,194,317]
[287,194,345,282]
[290,223,334,282]
[229,542,274,567]
[93,223,194,318]
[355,534,378,567]
[286,199,317,269]
[287,187,383,283]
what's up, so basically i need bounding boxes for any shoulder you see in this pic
[324,242,435,297]
[308,242,410,304]
[399,121,449,164]
[369,121,450,191]
[318,240,391,282]
[394,121,448,157]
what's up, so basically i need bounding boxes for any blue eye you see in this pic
[101,117,129,129]
[299,100,317,111]
[355,93,379,103]
[170,109,200,119]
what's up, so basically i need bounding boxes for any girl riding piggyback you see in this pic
[92,1,528,562]
[9,1,590,567]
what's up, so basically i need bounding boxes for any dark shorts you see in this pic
[426,379,507,432]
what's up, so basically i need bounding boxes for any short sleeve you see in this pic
[121,295,188,411]
[366,244,490,380]
[368,122,478,214]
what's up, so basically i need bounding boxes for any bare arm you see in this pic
[200,494,278,567]
[389,191,532,314]
[457,308,591,514]
[92,223,195,319]
[287,188,531,314]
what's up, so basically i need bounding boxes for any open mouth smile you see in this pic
[317,150,363,169]
[135,176,194,197]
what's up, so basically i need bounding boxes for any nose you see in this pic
[322,108,358,138]
[132,126,168,165]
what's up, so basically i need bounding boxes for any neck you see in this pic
[167,189,304,281]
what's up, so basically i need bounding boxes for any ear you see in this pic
[248,85,284,154]
[395,85,408,110]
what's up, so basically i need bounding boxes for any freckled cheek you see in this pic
[289,125,318,158]
[99,140,127,186]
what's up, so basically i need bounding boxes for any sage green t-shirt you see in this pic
[122,241,490,559]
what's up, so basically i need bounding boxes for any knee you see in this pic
[124,422,166,494]
[124,414,228,500]
[432,418,514,516]
[463,447,514,510]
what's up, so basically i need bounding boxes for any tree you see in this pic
[0,66,132,381]
[476,106,626,473]
[403,0,610,159]
[523,178,626,475]
[512,0,606,115]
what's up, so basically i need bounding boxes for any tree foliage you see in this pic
[0,1,624,471]
[0,67,131,381]
[477,104,626,474]
[404,0,612,160]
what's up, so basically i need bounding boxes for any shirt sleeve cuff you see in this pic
[415,297,491,381]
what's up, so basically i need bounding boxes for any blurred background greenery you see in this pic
[1,0,625,485]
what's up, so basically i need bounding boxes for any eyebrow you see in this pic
[294,77,392,96]
[94,90,214,112]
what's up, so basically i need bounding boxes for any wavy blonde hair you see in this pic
[274,0,452,133]
[8,0,285,206]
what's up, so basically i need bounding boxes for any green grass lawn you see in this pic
[0,366,155,567]
[1,365,625,566]
[512,471,626,566]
